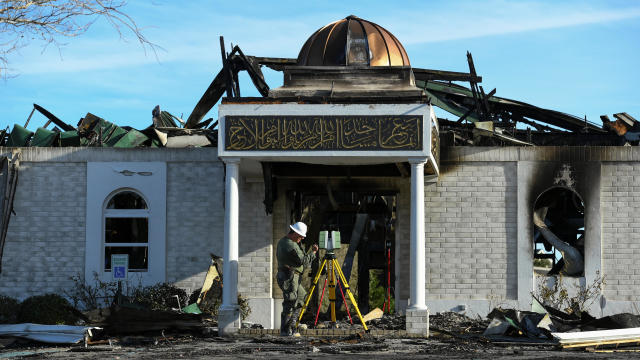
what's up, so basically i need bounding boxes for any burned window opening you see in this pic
[103,190,150,272]
[533,187,585,277]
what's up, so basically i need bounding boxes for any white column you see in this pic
[408,157,427,310]
[221,157,240,310]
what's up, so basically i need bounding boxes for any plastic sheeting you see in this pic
[0,323,100,344]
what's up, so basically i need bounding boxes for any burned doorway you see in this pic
[532,186,585,277]
[291,188,397,317]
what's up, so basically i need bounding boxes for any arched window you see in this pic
[104,190,150,272]
[532,187,585,277]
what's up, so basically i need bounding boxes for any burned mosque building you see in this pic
[1,15,639,336]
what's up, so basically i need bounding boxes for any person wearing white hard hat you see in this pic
[276,221,318,336]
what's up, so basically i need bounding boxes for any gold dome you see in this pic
[297,15,410,67]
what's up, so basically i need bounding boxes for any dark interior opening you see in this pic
[533,186,585,277]
[292,189,396,317]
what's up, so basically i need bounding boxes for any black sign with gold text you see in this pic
[224,115,422,151]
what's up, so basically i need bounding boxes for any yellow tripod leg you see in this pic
[296,258,327,327]
[328,260,336,323]
[333,259,368,331]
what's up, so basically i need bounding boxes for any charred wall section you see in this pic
[516,161,601,310]
[439,146,608,315]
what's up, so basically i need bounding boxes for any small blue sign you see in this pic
[111,254,129,281]
[113,266,126,279]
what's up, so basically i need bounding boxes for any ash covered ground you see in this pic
[1,312,637,359]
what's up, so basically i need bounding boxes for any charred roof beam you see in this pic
[412,68,481,83]
[185,43,271,128]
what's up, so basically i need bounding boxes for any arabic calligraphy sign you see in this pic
[225,115,422,151]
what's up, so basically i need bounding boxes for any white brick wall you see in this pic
[0,162,86,299]
[601,163,640,301]
[425,162,518,300]
[0,148,227,301]
[166,161,225,294]
[0,154,272,301]
[238,181,272,298]
[8,146,640,315]
[167,163,272,299]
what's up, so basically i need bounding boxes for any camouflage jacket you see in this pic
[276,236,314,274]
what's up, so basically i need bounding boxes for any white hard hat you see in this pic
[289,222,307,237]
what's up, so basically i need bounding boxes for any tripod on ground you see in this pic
[296,250,368,331]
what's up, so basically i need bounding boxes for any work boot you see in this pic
[280,314,292,336]
[287,307,302,336]
[280,324,292,336]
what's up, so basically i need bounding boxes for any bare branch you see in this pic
[0,0,160,78]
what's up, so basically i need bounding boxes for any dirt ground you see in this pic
[2,332,640,360]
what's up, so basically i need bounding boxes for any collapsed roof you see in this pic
[2,15,636,148]
[0,105,217,148]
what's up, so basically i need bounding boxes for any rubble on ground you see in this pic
[430,311,490,335]
[368,313,406,330]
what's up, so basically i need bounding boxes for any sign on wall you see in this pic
[111,254,129,281]
[224,115,423,151]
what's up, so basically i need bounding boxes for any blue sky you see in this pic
[1,0,639,131]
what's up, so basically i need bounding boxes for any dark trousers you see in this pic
[277,269,306,333]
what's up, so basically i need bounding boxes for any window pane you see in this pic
[107,191,148,209]
[105,217,148,243]
[105,246,148,271]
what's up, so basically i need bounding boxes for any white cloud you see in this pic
[390,2,640,44]
[7,1,640,75]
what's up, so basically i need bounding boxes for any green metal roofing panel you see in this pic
[113,129,149,148]
[31,127,59,147]
[6,125,33,147]
[60,131,80,147]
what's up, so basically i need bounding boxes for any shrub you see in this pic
[63,272,119,311]
[0,295,19,324]
[369,270,394,314]
[132,283,188,311]
[534,271,605,316]
[18,293,81,325]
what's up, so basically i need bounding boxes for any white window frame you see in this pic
[103,190,150,272]
[86,162,166,286]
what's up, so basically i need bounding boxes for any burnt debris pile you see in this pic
[1,104,217,148]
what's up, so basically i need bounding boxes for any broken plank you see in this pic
[587,348,640,353]
[362,308,384,323]
[553,327,640,348]
[562,338,640,349]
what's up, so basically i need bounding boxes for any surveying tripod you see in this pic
[296,251,368,331]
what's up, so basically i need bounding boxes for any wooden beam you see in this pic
[395,163,409,177]
[412,68,482,83]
